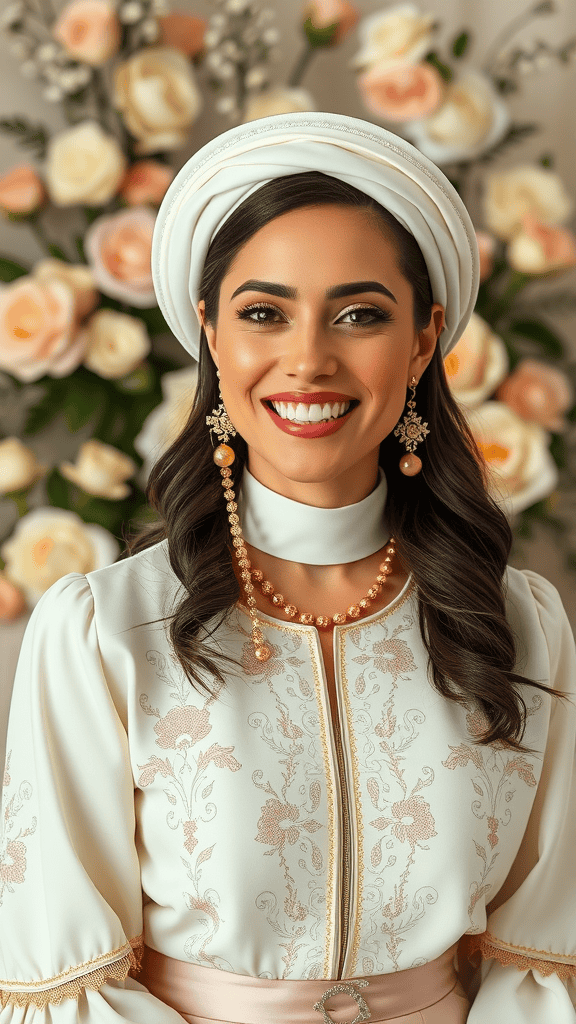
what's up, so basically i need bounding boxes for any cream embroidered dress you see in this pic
[1,536,576,1022]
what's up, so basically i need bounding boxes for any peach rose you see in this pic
[243,87,315,122]
[159,13,206,57]
[60,439,136,499]
[0,437,46,493]
[0,573,27,621]
[405,71,510,164]
[134,364,198,480]
[33,259,98,320]
[353,4,435,70]
[113,47,202,154]
[358,60,443,122]
[444,313,508,408]
[85,206,156,307]
[475,230,496,283]
[0,164,45,215]
[53,0,120,66]
[497,359,574,433]
[45,120,126,206]
[464,401,558,515]
[120,160,174,206]
[0,275,87,381]
[1,507,119,606]
[82,307,151,378]
[507,215,576,275]
[305,0,359,44]
[483,165,573,242]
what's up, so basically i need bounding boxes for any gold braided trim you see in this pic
[462,932,576,982]
[0,934,144,1008]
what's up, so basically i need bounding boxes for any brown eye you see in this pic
[236,303,285,324]
[338,306,393,325]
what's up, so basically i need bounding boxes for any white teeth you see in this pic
[295,402,308,421]
[308,404,323,422]
[322,403,331,419]
[270,399,352,422]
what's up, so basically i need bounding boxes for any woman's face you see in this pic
[201,203,444,505]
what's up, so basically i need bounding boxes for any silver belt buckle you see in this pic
[313,979,370,1024]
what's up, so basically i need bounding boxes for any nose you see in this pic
[278,317,339,381]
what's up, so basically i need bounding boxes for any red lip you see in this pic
[263,401,355,438]
[263,391,354,404]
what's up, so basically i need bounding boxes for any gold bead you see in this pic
[246,596,257,607]
[244,582,254,594]
[376,574,388,584]
[251,569,264,582]
[255,645,271,661]
[367,584,381,600]
[241,569,251,581]
[315,616,331,629]
[261,581,274,595]
[230,525,242,536]
[226,501,237,512]
[238,558,250,569]
[252,629,264,644]
[221,477,231,487]
[284,604,297,618]
[299,612,315,625]
[347,605,361,619]
[232,537,244,547]
[389,536,396,544]
[271,594,284,607]
[213,444,235,468]
[333,612,347,625]
[386,546,395,555]
[221,466,232,478]
[224,489,235,501]
[379,562,392,574]
[359,598,371,610]
[228,513,239,525]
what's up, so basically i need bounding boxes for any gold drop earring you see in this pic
[394,376,429,476]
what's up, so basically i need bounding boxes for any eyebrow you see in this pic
[229,279,397,304]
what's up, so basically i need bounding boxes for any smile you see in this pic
[263,399,359,438]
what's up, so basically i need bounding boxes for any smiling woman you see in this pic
[2,114,576,1024]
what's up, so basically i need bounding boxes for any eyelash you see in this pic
[235,301,394,326]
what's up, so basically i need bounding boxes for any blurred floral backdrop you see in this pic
[0,0,576,621]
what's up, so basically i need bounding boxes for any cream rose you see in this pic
[45,120,126,206]
[159,13,206,57]
[353,4,435,70]
[33,258,98,320]
[114,47,202,154]
[444,312,508,409]
[404,71,510,163]
[475,230,496,283]
[497,358,574,433]
[243,87,315,122]
[483,165,573,242]
[358,60,443,122]
[85,206,156,307]
[0,163,45,215]
[0,573,27,621]
[464,401,558,515]
[81,307,151,378]
[305,0,359,44]
[0,275,87,382]
[60,439,136,499]
[507,215,576,275]
[1,507,119,606]
[134,364,198,480]
[53,0,120,66]
[120,160,174,206]
[0,437,46,493]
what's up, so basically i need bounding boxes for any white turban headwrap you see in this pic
[152,112,479,361]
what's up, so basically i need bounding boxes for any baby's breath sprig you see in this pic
[203,0,278,122]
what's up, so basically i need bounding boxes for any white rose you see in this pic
[113,47,202,154]
[506,217,576,275]
[404,71,510,163]
[0,437,46,493]
[483,164,573,242]
[243,87,315,122]
[45,120,126,206]
[352,4,435,70]
[1,507,119,606]
[134,364,198,480]
[444,313,508,409]
[82,308,151,378]
[60,439,136,499]
[33,259,98,321]
[464,401,558,516]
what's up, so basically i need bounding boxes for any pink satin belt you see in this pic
[140,943,470,1024]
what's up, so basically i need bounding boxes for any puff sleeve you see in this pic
[0,573,184,1024]
[465,570,576,1022]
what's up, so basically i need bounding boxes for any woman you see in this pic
[1,113,575,1024]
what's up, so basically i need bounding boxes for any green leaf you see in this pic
[47,243,69,262]
[540,152,554,168]
[133,305,169,336]
[567,404,576,424]
[424,51,453,82]
[494,77,519,95]
[45,468,71,510]
[509,319,565,359]
[302,16,339,47]
[22,381,66,434]
[62,373,108,434]
[452,31,470,58]
[0,117,50,160]
[549,434,567,469]
[478,123,539,163]
[0,256,28,282]
[75,235,86,263]
[85,207,103,225]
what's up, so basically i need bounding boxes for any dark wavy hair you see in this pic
[125,171,562,750]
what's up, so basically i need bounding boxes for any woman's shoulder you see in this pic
[503,563,575,690]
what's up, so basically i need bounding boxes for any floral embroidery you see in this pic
[0,752,37,905]
[138,650,241,966]
[442,701,541,928]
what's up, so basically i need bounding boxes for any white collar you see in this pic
[237,467,390,565]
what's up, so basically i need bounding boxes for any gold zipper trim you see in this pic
[334,721,352,979]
